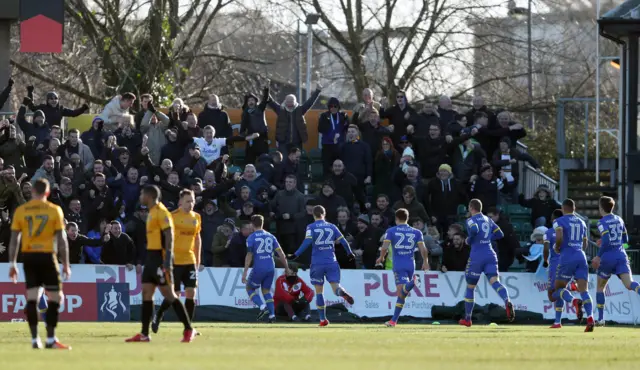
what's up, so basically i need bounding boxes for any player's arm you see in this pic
[56,229,69,268]
[378,239,391,262]
[8,230,21,265]
[161,227,174,269]
[554,224,563,253]
[334,225,354,256]
[490,220,504,240]
[542,233,550,265]
[242,252,253,282]
[466,219,479,245]
[292,228,313,258]
[417,241,429,270]
[274,247,289,272]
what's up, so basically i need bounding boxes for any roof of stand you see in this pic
[599,0,640,42]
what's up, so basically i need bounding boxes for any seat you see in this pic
[521,223,534,242]
[511,222,522,239]
[310,163,324,183]
[232,147,245,166]
[507,204,531,217]
[308,148,322,164]
[228,165,242,175]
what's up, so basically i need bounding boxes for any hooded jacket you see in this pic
[81,117,107,159]
[17,106,50,145]
[518,185,561,228]
[199,104,232,138]
[140,110,171,164]
[316,189,347,224]
[240,89,269,137]
[270,89,321,144]
[425,175,467,219]
[318,98,349,145]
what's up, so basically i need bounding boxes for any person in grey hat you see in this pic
[17,102,50,146]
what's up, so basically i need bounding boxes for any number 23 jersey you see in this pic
[11,199,65,254]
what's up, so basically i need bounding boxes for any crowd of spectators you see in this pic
[0,78,554,273]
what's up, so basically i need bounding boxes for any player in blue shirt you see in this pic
[376,209,429,327]
[592,196,638,326]
[290,205,355,327]
[551,199,594,332]
[460,199,515,327]
[242,215,290,323]
[543,209,581,328]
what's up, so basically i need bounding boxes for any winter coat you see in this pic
[26,101,87,129]
[318,111,349,145]
[273,188,306,235]
[339,140,372,180]
[271,89,321,145]
[140,110,170,165]
[373,150,399,197]
[425,176,467,219]
[199,105,233,138]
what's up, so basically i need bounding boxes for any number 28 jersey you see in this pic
[246,230,282,272]
[304,220,344,265]
[11,199,65,254]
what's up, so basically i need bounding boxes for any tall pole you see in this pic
[0,21,11,113]
[296,20,302,102]
[527,0,534,130]
[306,23,313,101]
[596,0,601,182]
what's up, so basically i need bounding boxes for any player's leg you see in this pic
[552,261,583,318]
[141,283,156,338]
[158,284,193,334]
[387,269,413,327]
[261,271,276,322]
[461,258,479,326]
[246,271,268,320]
[41,260,68,349]
[38,289,48,323]
[574,259,594,331]
[310,265,328,325]
[151,270,180,333]
[595,273,609,325]
[328,263,354,305]
[486,254,514,321]
[183,265,198,322]
[547,262,564,328]
[24,287,42,347]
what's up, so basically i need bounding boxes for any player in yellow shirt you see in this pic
[125,185,195,343]
[8,179,71,350]
[152,189,202,334]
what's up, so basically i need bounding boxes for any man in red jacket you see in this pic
[274,267,314,322]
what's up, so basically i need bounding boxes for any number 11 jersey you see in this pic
[304,220,344,265]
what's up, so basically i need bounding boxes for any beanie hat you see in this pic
[357,214,370,225]
[327,97,341,109]
[33,110,45,121]
[46,92,59,100]
[402,147,415,158]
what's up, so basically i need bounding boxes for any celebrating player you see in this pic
[376,208,429,327]
[242,215,290,323]
[592,196,639,326]
[551,199,595,332]
[125,185,195,343]
[8,179,71,349]
[459,199,515,327]
[544,209,582,328]
[152,189,202,334]
[290,205,355,327]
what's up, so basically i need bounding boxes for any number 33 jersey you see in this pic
[11,199,65,254]
[246,229,282,272]
[304,220,344,265]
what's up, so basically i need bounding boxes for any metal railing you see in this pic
[516,141,559,198]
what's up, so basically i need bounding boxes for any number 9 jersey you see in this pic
[11,199,65,254]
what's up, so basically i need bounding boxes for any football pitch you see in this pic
[1,322,639,370]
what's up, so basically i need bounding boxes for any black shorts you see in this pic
[173,264,198,291]
[22,253,61,292]
[141,251,172,286]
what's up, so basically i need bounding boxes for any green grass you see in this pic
[2,323,640,370]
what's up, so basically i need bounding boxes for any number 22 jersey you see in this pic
[304,220,344,265]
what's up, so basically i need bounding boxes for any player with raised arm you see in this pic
[290,205,355,327]
[376,208,430,327]
[459,199,515,327]
[551,198,594,332]
[152,189,202,334]
[242,215,290,323]
[544,209,583,328]
[592,196,638,327]
[8,178,71,349]
[125,185,195,343]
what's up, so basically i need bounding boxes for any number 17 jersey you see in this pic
[305,220,344,265]
[11,199,65,254]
